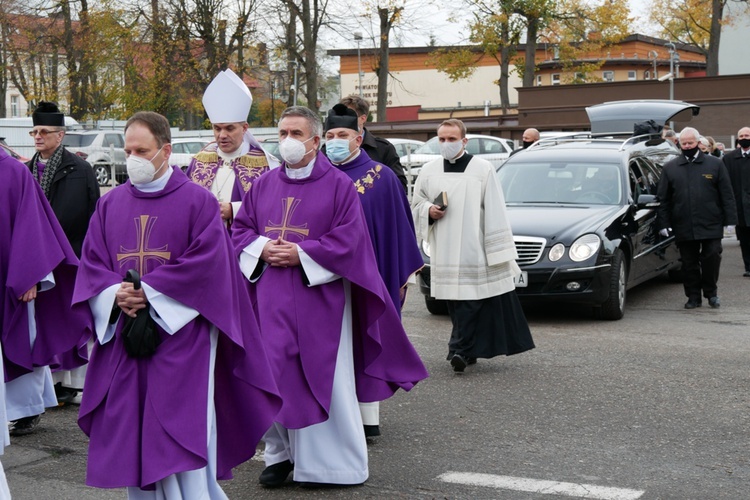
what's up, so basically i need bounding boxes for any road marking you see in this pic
[438,472,644,500]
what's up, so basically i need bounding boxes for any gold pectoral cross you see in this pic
[116,215,172,275]
[265,197,310,241]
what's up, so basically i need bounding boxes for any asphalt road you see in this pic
[4,240,749,499]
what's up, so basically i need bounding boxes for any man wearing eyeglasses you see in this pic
[10,101,99,436]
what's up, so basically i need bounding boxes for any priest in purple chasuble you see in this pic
[1,146,91,431]
[323,103,424,439]
[231,106,428,488]
[187,68,279,227]
[72,112,281,496]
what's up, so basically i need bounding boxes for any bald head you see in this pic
[738,127,750,151]
[522,128,540,149]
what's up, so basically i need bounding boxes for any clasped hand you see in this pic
[116,282,147,318]
[262,237,301,267]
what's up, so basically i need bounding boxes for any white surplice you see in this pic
[411,155,520,301]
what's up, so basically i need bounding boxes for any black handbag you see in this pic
[112,269,162,358]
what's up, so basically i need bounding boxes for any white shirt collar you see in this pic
[133,165,173,192]
[285,155,317,179]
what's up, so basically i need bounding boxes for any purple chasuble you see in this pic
[73,166,281,489]
[186,147,271,202]
[0,148,91,382]
[231,152,428,429]
[35,160,45,182]
[335,150,423,312]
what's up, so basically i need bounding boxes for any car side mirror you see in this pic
[636,193,659,209]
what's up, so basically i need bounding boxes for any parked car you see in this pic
[401,134,514,177]
[385,138,424,159]
[169,138,210,171]
[62,130,126,186]
[417,100,696,320]
[0,137,29,162]
[260,138,280,158]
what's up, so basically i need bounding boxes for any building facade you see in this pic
[329,34,706,122]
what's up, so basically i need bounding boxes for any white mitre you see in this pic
[203,68,253,123]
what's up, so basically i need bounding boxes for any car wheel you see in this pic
[425,296,449,315]
[94,165,111,187]
[594,249,626,320]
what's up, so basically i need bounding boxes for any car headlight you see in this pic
[549,243,565,262]
[421,239,431,258]
[569,234,600,262]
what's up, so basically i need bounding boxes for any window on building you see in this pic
[628,70,637,81]
[46,58,55,79]
[10,96,19,117]
[603,71,614,82]
[575,72,585,83]
[536,75,543,87]
[551,74,560,86]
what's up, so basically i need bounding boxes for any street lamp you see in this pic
[288,60,299,106]
[354,32,363,97]
[665,42,680,101]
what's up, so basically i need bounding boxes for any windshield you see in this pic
[62,134,96,147]
[413,136,440,154]
[497,161,623,205]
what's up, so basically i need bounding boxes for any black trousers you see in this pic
[736,225,750,272]
[677,238,723,301]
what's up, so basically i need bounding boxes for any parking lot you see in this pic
[4,240,749,499]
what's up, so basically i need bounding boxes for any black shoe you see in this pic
[363,425,381,438]
[450,354,468,372]
[743,271,750,277]
[467,357,477,365]
[259,459,294,487]
[9,415,41,436]
[56,387,79,406]
[708,296,721,308]
[684,300,702,309]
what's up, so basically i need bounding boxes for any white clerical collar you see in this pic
[134,164,173,192]
[285,156,317,179]
[448,151,466,164]
[217,142,249,162]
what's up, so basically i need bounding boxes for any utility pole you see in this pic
[354,32,363,97]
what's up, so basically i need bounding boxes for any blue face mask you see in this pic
[326,138,355,164]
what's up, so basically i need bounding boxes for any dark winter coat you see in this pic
[361,128,408,192]
[722,147,750,227]
[656,151,737,242]
[26,148,99,257]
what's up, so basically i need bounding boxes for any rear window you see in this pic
[62,134,96,147]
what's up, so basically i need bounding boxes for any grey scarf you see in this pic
[31,145,65,199]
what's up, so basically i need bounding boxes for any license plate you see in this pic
[514,271,528,288]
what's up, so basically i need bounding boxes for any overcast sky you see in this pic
[337,0,659,50]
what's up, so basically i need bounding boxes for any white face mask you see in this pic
[279,137,314,165]
[127,146,165,185]
[440,140,464,161]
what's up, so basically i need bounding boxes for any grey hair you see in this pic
[279,106,323,138]
[678,127,700,141]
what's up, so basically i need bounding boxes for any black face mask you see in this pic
[522,141,534,149]
[738,138,750,149]
[681,145,699,158]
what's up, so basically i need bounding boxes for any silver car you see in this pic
[401,134,514,178]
